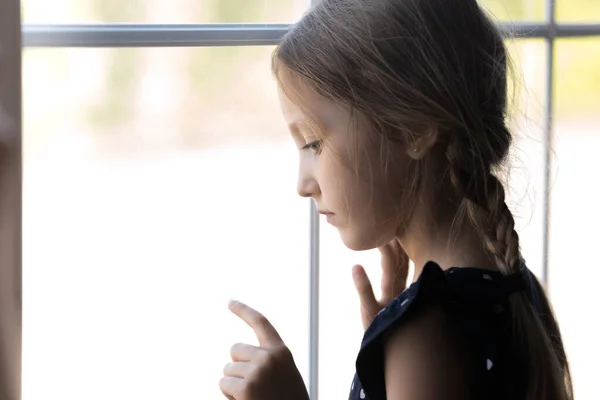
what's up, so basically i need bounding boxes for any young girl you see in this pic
[219,0,573,399]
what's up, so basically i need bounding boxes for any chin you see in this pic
[338,230,380,252]
[338,225,398,251]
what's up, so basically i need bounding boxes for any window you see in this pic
[548,36,600,400]
[22,45,311,400]
[6,0,599,400]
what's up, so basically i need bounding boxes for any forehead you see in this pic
[277,81,349,132]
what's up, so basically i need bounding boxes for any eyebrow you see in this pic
[288,122,299,132]
[288,118,324,138]
[288,121,309,137]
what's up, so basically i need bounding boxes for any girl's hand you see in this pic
[220,301,309,400]
[352,238,410,331]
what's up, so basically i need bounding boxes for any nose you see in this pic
[297,164,320,198]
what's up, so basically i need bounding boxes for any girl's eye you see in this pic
[302,140,323,153]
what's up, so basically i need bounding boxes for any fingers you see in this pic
[352,264,379,318]
[228,300,283,348]
[381,239,409,275]
[223,361,253,378]
[379,242,397,303]
[380,240,410,304]
[219,376,243,399]
[230,342,262,362]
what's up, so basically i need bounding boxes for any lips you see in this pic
[318,210,335,225]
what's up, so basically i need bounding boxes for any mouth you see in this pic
[318,210,335,224]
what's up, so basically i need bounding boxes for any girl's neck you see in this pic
[398,197,498,282]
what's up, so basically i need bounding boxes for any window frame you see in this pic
[3,1,599,399]
[19,22,600,47]
[0,1,22,400]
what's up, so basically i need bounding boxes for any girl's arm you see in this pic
[383,303,470,400]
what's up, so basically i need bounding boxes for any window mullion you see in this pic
[21,23,600,48]
[22,23,289,48]
[541,0,558,290]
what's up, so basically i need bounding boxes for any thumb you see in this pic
[352,264,379,316]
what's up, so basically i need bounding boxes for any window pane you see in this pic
[557,0,600,22]
[22,0,310,23]
[504,39,548,280]
[22,46,309,400]
[550,37,600,400]
[318,38,548,398]
[478,0,544,21]
[319,227,380,400]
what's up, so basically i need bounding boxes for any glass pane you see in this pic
[319,228,380,400]
[504,39,548,280]
[22,46,310,400]
[318,38,548,398]
[478,0,545,21]
[557,0,600,22]
[22,0,310,23]
[550,38,600,400]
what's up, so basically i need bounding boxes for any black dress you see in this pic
[348,261,542,400]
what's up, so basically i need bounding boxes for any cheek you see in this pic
[353,165,409,233]
[320,158,407,249]
[318,143,409,217]
[316,154,347,201]
[319,149,402,210]
[358,160,405,209]
[337,191,400,250]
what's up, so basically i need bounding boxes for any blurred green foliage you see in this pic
[556,0,600,22]
[85,0,141,129]
[555,38,600,116]
[187,1,294,100]
[480,0,545,20]
[479,0,600,116]
[23,0,600,131]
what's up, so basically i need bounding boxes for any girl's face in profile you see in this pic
[277,82,414,251]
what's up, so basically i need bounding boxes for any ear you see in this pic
[405,127,439,160]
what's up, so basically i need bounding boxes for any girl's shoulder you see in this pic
[349,261,535,400]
